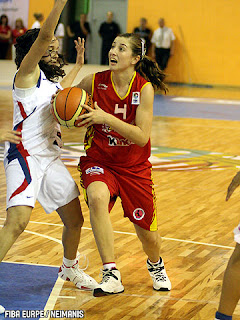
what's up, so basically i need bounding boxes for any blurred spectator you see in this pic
[31,13,44,29]
[12,18,27,61]
[133,18,152,54]
[66,14,90,63]
[55,21,65,54]
[0,14,11,59]
[151,18,175,70]
[99,11,120,65]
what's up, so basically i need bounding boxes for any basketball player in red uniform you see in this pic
[76,33,172,296]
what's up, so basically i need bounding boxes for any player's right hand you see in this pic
[226,171,240,201]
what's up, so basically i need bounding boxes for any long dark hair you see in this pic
[0,14,9,26]
[118,33,167,93]
[15,28,66,82]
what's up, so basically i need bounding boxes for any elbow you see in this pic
[137,137,149,148]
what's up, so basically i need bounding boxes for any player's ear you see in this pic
[131,55,140,66]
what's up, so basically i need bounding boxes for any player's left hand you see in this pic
[74,37,85,66]
[0,130,22,144]
[76,102,108,127]
[226,171,240,201]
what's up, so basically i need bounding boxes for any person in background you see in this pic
[214,171,240,320]
[133,17,152,55]
[12,18,27,61]
[0,14,11,59]
[75,33,171,296]
[98,11,120,65]
[151,18,175,71]
[0,0,98,314]
[55,21,65,55]
[31,13,44,29]
[66,13,90,63]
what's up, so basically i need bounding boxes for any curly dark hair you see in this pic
[118,33,168,93]
[15,28,67,82]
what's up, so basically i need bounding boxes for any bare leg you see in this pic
[87,181,114,263]
[57,197,83,260]
[218,243,240,316]
[0,206,32,262]
[134,224,161,262]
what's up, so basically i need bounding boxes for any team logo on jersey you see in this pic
[97,83,108,90]
[133,208,145,220]
[86,166,104,175]
[132,92,140,105]
[102,124,112,133]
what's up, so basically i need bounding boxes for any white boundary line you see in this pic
[0,219,235,250]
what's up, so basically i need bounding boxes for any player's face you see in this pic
[42,37,60,66]
[109,37,139,71]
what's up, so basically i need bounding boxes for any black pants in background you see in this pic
[0,42,9,59]
[155,47,170,71]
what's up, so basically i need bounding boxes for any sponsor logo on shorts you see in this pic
[86,166,104,175]
[133,208,145,220]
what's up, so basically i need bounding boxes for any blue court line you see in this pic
[0,262,58,320]
[153,95,240,120]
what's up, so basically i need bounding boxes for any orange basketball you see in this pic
[52,87,93,128]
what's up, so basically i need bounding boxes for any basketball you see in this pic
[52,87,93,128]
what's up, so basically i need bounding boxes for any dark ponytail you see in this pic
[135,56,167,93]
[118,33,168,93]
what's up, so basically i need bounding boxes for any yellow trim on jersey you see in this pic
[140,81,151,92]
[111,71,136,100]
[150,168,158,231]
[84,126,95,151]
[91,73,96,97]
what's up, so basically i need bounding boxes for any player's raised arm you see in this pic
[15,0,68,88]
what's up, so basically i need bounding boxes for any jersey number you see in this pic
[114,104,127,120]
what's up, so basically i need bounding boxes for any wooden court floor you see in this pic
[1,62,240,319]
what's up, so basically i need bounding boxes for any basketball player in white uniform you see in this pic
[0,0,97,313]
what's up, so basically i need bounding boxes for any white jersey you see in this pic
[5,70,62,158]
[3,70,80,212]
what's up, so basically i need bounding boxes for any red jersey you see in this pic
[12,27,27,44]
[84,70,151,167]
[0,25,11,43]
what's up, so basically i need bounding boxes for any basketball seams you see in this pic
[53,87,92,128]
[64,87,74,128]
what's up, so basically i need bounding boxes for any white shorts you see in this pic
[4,146,80,213]
[234,224,240,244]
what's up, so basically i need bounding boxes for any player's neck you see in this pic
[112,70,135,88]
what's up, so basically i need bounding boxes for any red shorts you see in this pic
[78,156,158,231]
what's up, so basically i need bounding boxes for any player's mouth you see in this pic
[109,58,117,65]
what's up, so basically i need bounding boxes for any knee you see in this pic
[88,190,108,212]
[5,219,28,238]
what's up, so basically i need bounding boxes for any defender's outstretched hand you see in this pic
[74,37,85,67]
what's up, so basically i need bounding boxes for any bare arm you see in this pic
[78,83,154,147]
[60,38,85,88]
[15,0,68,89]
[66,25,74,37]
[0,30,11,40]
[76,73,93,95]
